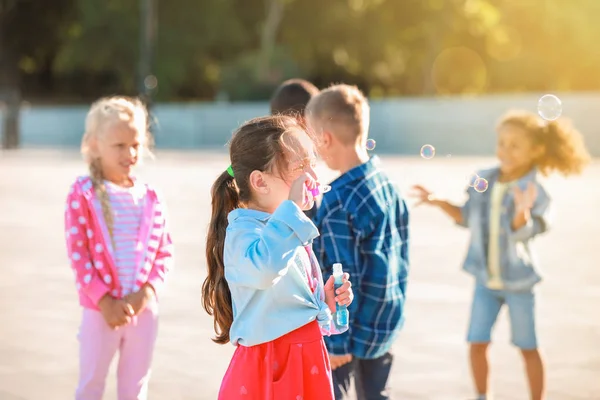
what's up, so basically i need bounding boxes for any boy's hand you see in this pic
[324,273,353,314]
[329,354,353,370]
[98,295,134,329]
[124,284,155,316]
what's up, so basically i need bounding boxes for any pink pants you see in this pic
[75,303,159,400]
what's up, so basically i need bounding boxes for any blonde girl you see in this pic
[64,96,173,400]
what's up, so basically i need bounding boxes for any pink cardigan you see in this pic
[64,176,174,310]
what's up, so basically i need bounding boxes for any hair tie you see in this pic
[226,165,234,177]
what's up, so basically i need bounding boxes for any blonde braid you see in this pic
[89,158,115,246]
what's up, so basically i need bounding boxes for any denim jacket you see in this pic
[224,200,347,347]
[460,167,552,291]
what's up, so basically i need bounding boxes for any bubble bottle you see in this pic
[332,263,349,329]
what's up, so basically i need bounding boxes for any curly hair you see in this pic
[497,110,590,176]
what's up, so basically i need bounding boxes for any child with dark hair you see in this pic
[202,115,354,399]
[270,78,320,120]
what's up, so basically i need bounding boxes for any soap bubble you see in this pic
[420,144,435,159]
[473,178,489,193]
[366,139,376,151]
[144,75,158,90]
[537,94,562,121]
[467,173,479,187]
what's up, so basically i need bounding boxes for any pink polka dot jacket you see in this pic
[64,176,174,310]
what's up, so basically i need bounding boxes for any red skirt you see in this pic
[218,321,334,400]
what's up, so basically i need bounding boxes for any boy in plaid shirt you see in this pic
[306,84,410,399]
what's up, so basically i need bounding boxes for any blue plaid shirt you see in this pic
[313,156,410,359]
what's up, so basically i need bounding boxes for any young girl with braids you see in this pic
[64,96,174,400]
[411,110,590,400]
[202,115,354,400]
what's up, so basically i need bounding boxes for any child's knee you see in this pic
[469,342,489,354]
[520,348,540,360]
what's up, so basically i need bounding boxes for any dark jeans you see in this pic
[332,352,394,400]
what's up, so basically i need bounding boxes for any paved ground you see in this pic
[0,149,598,400]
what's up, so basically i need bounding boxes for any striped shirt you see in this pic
[105,180,146,295]
[313,156,410,359]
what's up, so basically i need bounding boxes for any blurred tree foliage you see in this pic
[4,0,600,102]
[1,0,78,96]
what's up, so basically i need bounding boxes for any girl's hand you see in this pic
[289,172,317,210]
[511,182,538,230]
[113,299,135,328]
[409,185,435,206]
[513,182,538,213]
[324,273,353,314]
[124,284,155,316]
[98,295,134,329]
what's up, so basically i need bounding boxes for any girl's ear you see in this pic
[87,136,100,159]
[249,170,270,194]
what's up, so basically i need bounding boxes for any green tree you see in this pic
[54,0,139,96]
[0,0,77,147]
[7,0,600,103]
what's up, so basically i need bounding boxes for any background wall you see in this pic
[3,92,599,156]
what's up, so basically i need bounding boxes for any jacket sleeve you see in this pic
[147,228,174,298]
[319,311,349,337]
[458,186,472,228]
[64,182,110,306]
[225,200,319,290]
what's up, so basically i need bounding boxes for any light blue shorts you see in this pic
[467,283,538,350]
